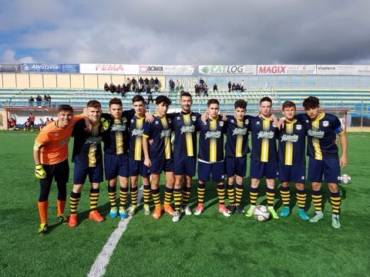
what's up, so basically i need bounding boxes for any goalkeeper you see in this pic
[33,105,83,234]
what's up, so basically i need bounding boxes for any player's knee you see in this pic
[328,182,339,193]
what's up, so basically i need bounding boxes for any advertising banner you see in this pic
[21,63,60,72]
[198,65,257,75]
[316,65,370,75]
[60,64,80,73]
[257,65,316,75]
[80,64,139,74]
[0,64,20,72]
[163,65,195,75]
[139,65,164,75]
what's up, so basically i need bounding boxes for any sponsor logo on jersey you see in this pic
[131,129,144,137]
[232,128,247,136]
[181,125,195,134]
[160,129,172,138]
[205,130,222,139]
[281,134,299,142]
[257,131,274,139]
[308,129,325,138]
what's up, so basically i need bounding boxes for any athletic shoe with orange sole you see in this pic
[194,203,205,216]
[88,210,104,222]
[152,205,162,220]
[68,214,78,228]
[163,204,175,216]
[218,204,231,217]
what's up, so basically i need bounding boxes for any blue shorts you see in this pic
[250,158,277,179]
[198,161,225,182]
[151,158,174,174]
[225,156,247,177]
[73,161,103,184]
[104,153,129,180]
[308,157,340,184]
[128,158,150,177]
[174,156,196,176]
[278,162,306,183]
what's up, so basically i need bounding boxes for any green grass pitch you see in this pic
[1,131,370,276]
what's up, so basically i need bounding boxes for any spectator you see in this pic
[228,81,232,92]
[213,84,218,92]
[36,95,42,106]
[104,83,109,91]
[29,96,34,107]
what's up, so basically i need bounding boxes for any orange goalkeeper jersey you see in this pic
[35,115,83,165]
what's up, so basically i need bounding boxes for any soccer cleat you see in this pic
[38,223,48,234]
[152,206,162,220]
[194,203,205,216]
[297,208,309,221]
[226,205,236,214]
[235,205,244,214]
[184,205,192,216]
[89,210,104,222]
[172,211,181,223]
[128,205,137,217]
[279,206,290,218]
[118,208,128,220]
[245,205,256,217]
[68,214,78,228]
[218,204,231,217]
[309,211,324,223]
[331,214,341,229]
[143,204,151,216]
[163,204,175,216]
[109,207,118,218]
[267,206,279,219]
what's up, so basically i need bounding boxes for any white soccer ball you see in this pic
[340,174,352,184]
[254,205,270,222]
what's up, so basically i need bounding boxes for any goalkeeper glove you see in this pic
[35,164,46,179]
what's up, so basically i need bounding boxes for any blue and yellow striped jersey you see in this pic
[225,115,251,158]
[128,114,146,161]
[171,112,201,160]
[297,112,343,160]
[249,115,279,162]
[278,118,306,166]
[198,115,226,163]
[143,115,173,160]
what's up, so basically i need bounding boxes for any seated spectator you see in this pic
[213,84,218,92]
[36,95,42,106]
[29,96,34,106]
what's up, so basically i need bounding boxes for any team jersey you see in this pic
[128,114,146,161]
[143,115,173,160]
[297,112,343,160]
[225,115,251,158]
[72,119,104,167]
[170,111,201,160]
[198,115,226,163]
[34,114,83,165]
[249,115,279,162]
[101,110,134,155]
[278,117,306,166]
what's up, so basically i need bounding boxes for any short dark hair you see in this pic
[234,99,247,110]
[180,91,192,99]
[303,96,320,110]
[155,95,171,106]
[109,97,122,107]
[86,100,101,109]
[207,98,219,107]
[132,95,145,104]
[282,100,296,110]
[259,96,272,105]
[57,104,73,113]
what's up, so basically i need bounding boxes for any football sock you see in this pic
[280,186,290,207]
[235,183,244,206]
[119,187,128,210]
[69,192,81,215]
[227,183,235,205]
[182,186,191,206]
[143,184,151,205]
[151,188,161,207]
[173,188,182,212]
[37,201,48,224]
[266,187,276,207]
[164,187,173,205]
[131,186,138,207]
[217,183,226,205]
[330,192,341,215]
[108,185,117,209]
[296,189,307,209]
[311,190,322,212]
[89,188,100,211]
[197,182,206,204]
[56,200,65,216]
[249,186,259,205]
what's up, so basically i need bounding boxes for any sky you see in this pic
[1,0,370,65]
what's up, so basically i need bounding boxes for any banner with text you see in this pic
[21,63,79,73]
[257,65,316,75]
[199,65,257,75]
[80,64,139,74]
[0,64,21,72]
[316,65,370,75]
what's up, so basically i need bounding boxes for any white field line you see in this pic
[87,189,143,277]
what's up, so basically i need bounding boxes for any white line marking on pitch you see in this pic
[87,189,143,277]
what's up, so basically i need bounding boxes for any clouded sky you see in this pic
[1,0,370,64]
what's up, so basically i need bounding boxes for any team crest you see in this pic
[230,119,234,124]
[256,121,260,125]
[296,124,302,130]
[192,115,196,121]
[219,121,224,127]
[168,119,172,123]
[177,116,181,120]
[245,119,249,125]
[131,119,134,123]
[155,120,159,125]
[122,117,127,123]
[323,121,329,127]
